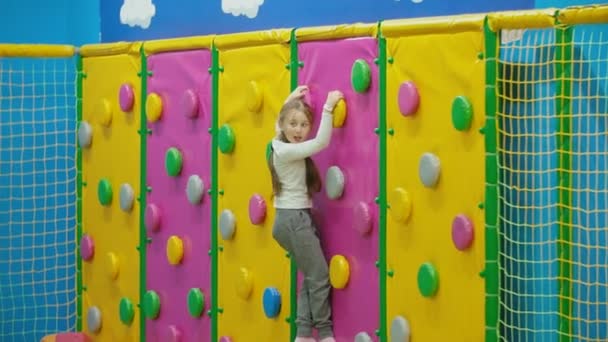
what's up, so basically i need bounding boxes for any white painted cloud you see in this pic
[222,0,264,19]
[120,0,156,29]
[411,0,423,3]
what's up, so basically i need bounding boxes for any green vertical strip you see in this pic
[75,53,84,332]
[138,46,149,342]
[555,22,573,342]
[210,43,220,342]
[288,28,299,342]
[376,21,388,342]
[483,17,500,342]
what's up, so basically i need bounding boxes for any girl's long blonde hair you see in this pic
[267,99,322,198]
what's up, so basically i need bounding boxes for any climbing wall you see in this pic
[298,37,380,341]
[144,50,213,341]
[79,46,143,341]
[215,38,291,341]
[384,31,486,340]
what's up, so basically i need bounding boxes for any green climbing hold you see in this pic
[119,297,135,325]
[417,262,439,298]
[451,95,474,131]
[143,290,161,320]
[351,59,371,93]
[165,147,183,177]
[187,288,205,318]
[97,178,112,206]
[218,124,235,154]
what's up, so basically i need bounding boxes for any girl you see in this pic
[268,85,343,342]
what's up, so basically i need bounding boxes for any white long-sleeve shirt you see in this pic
[271,110,333,209]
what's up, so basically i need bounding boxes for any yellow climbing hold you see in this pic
[166,235,184,265]
[329,255,350,289]
[167,235,184,265]
[146,92,163,122]
[389,187,412,223]
[96,98,112,126]
[332,99,347,127]
[235,267,253,300]
[246,80,263,113]
[105,252,119,281]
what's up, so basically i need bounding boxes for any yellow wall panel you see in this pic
[216,43,291,341]
[385,32,486,341]
[81,52,141,341]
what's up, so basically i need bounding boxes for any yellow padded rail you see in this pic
[0,44,75,57]
[295,23,377,42]
[79,42,142,57]
[558,4,608,25]
[213,29,291,49]
[380,13,485,37]
[487,8,557,31]
[143,35,214,55]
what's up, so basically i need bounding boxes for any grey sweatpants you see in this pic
[272,208,333,339]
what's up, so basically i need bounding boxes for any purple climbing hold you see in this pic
[452,214,474,251]
[398,81,420,116]
[119,83,135,112]
[248,194,266,225]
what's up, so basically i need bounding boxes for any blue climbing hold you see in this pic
[262,287,281,318]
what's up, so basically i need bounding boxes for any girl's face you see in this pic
[281,109,311,143]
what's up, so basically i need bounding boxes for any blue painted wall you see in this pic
[0,0,598,46]
[99,0,608,43]
[0,0,99,45]
[100,0,535,42]
[536,0,602,8]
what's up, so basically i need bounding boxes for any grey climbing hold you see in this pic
[355,331,373,342]
[186,175,204,205]
[325,166,345,200]
[390,315,411,342]
[87,306,102,333]
[119,183,134,212]
[78,121,93,148]
[418,152,441,188]
[219,209,236,240]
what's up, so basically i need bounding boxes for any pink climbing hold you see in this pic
[54,332,92,342]
[353,202,372,235]
[166,325,182,342]
[248,193,266,225]
[181,88,199,118]
[145,203,161,232]
[80,234,95,261]
[452,214,474,251]
[302,91,314,111]
[119,83,135,112]
[219,337,232,342]
[397,81,420,116]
